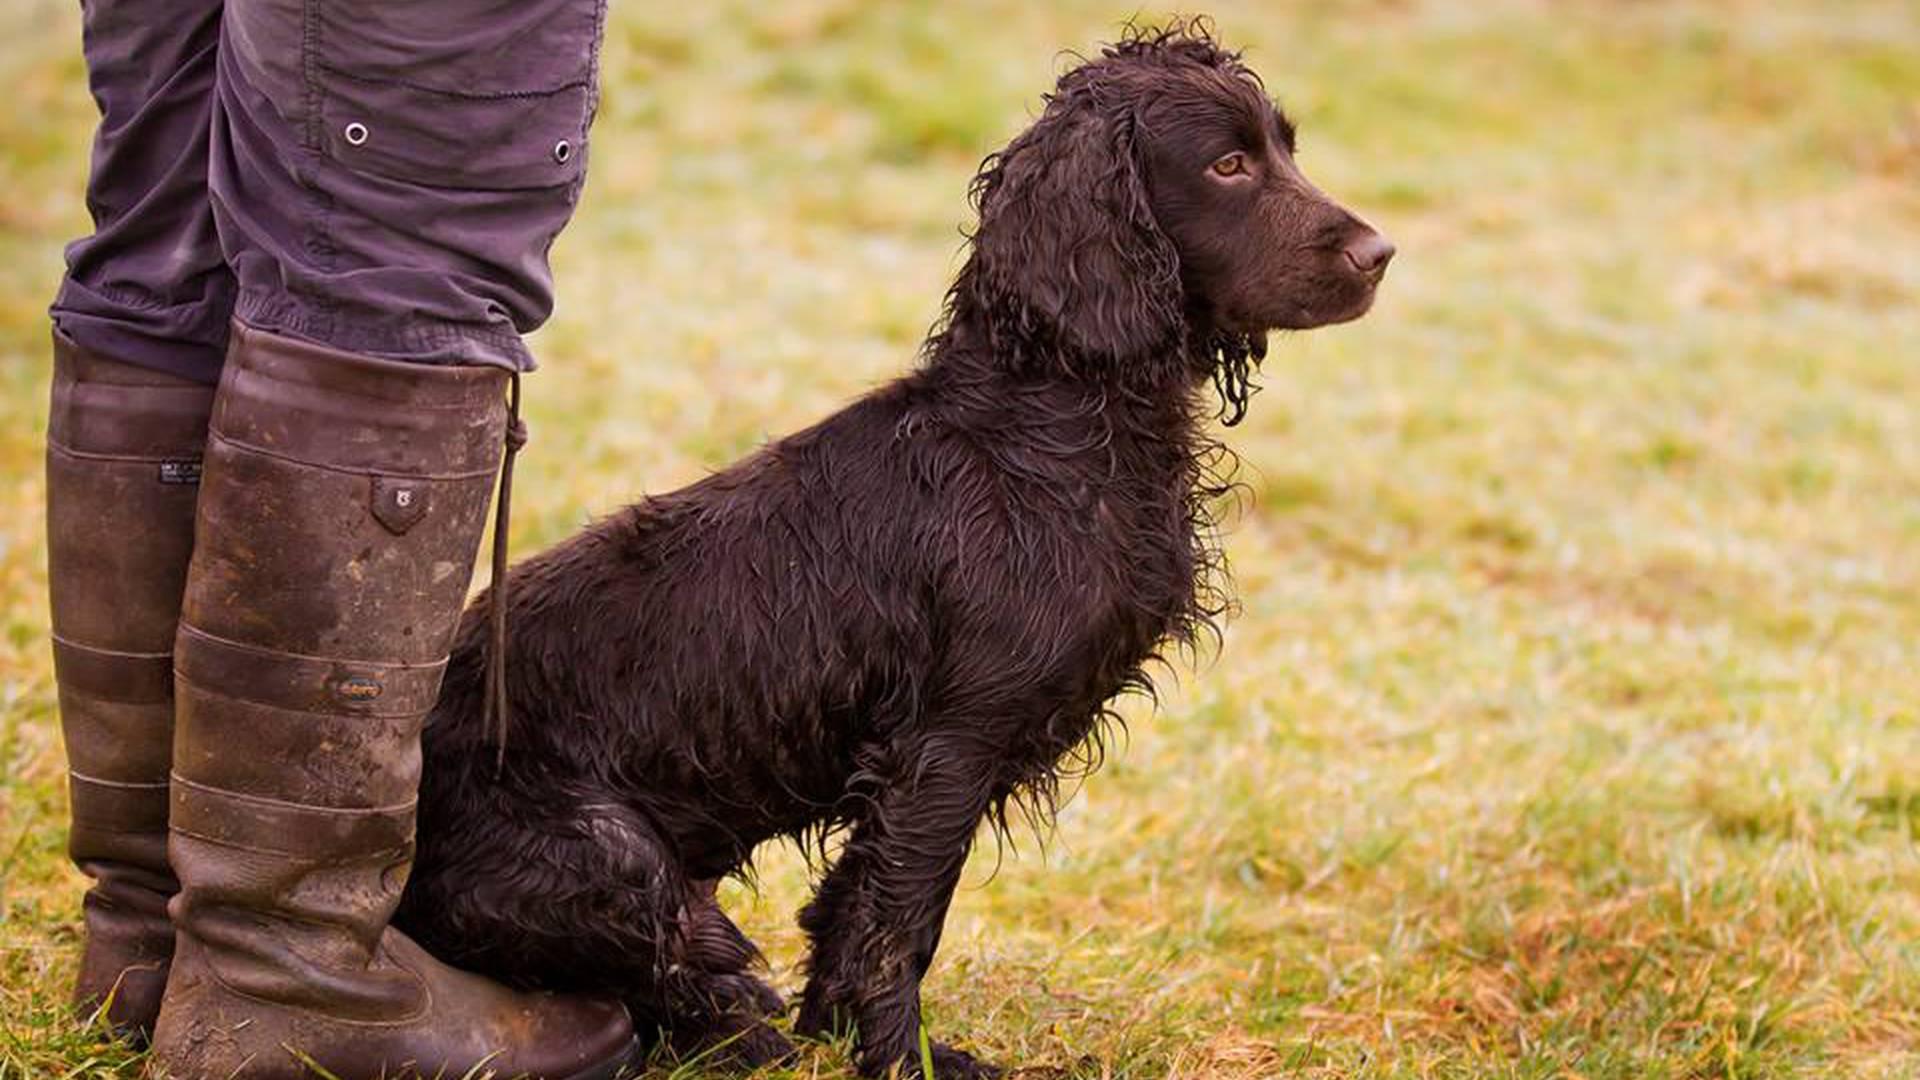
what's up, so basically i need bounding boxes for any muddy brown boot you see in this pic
[46,332,213,1040]
[148,323,636,1080]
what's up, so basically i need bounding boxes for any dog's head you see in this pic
[965,21,1391,421]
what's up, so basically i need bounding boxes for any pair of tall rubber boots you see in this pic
[49,323,636,1078]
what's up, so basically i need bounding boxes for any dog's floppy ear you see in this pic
[969,78,1185,362]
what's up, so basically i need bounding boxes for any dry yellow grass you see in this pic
[3,1,1918,1077]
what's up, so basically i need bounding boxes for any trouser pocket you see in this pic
[312,0,605,191]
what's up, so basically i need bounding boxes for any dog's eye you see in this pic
[1210,153,1249,179]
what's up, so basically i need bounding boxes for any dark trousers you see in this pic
[51,0,607,383]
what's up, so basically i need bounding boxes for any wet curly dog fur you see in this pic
[397,22,1392,1079]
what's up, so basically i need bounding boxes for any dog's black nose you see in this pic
[1343,232,1396,275]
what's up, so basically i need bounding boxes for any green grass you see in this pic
[4,0,1919,1076]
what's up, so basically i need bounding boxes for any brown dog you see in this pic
[397,22,1391,1079]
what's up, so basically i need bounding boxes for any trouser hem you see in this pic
[233,292,536,373]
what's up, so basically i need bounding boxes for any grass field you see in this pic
[4,1,1919,1076]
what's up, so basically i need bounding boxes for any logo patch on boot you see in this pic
[335,675,384,702]
[158,460,202,485]
[371,477,430,535]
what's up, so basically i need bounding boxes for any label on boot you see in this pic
[158,460,203,485]
[335,675,385,703]
[371,476,431,534]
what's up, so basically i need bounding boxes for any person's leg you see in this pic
[47,0,231,1040]
[209,0,600,370]
[52,0,234,383]
[148,2,634,1077]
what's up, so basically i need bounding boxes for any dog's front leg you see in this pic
[797,735,1002,1079]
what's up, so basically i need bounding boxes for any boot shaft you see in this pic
[47,332,214,1036]
[154,323,636,1078]
[169,324,506,1004]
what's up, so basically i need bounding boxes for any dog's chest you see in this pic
[1080,473,1198,650]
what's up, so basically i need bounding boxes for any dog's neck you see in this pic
[912,294,1239,654]
[919,299,1222,435]
[907,307,1239,537]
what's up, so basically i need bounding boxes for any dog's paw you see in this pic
[925,1041,1004,1080]
[793,995,852,1042]
[665,1015,798,1073]
[860,1040,1002,1080]
[709,971,785,1018]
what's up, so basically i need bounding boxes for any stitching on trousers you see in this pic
[315,60,590,101]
